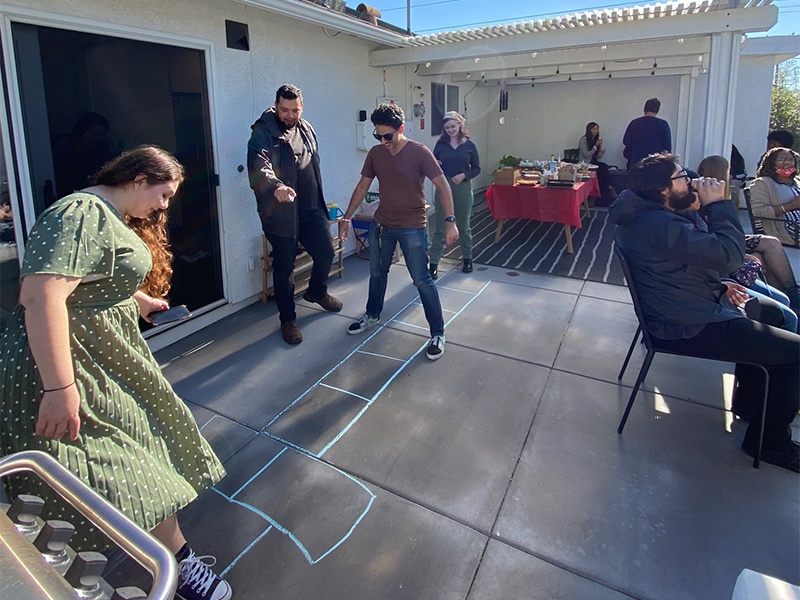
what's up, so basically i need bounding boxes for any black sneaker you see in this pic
[176,550,232,600]
[348,313,379,335]
[426,335,445,360]
[742,440,800,473]
[429,264,438,280]
[462,259,473,273]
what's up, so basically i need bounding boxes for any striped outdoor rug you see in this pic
[443,206,625,286]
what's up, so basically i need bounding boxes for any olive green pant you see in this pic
[429,179,474,265]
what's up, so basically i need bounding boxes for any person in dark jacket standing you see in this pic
[622,98,672,169]
[247,83,342,345]
[609,153,800,472]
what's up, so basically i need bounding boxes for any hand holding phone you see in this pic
[148,305,191,326]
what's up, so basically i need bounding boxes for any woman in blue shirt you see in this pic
[429,111,481,278]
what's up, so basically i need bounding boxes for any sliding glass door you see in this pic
[7,22,224,320]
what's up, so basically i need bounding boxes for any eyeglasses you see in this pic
[670,171,690,182]
[372,130,396,142]
[774,157,795,164]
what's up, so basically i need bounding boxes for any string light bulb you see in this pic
[602,62,606,71]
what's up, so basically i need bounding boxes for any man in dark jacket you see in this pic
[248,83,342,345]
[609,153,800,473]
[622,98,672,169]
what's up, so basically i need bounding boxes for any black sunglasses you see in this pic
[372,130,396,142]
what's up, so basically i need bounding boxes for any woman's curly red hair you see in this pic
[92,145,184,299]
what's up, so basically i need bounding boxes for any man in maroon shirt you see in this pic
[340,103,458,360]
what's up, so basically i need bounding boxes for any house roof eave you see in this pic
[235,0,408,47]
[741,34,800,63]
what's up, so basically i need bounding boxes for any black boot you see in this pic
[429,263,438,280]
[462,259,473,273]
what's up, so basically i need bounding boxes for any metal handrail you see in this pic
[0,450,178,600]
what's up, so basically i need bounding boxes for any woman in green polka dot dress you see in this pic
[0,146,232,600]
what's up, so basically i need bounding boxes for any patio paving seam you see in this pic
[463,363,649,600]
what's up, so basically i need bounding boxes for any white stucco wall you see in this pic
[733,55,776,175]
[1,0,413,307]
[484,76,681,173]
[682,55,778,175]
[3,1,787,329]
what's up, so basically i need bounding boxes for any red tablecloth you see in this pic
[486,175,601,228]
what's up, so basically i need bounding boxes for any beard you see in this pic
[667,188,696,211]
[275,113,297,133]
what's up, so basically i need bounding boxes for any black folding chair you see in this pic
[562,148,580,163]
[614,246,769,468]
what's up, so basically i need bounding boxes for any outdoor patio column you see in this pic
[702,31,743,160]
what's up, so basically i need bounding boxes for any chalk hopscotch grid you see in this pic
[200,272,491,571]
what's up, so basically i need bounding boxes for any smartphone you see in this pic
[148,305,191,326]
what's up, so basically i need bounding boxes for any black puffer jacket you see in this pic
[247,108,326,239]
[609,189,745,340]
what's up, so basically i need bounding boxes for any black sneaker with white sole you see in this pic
[426,335,445,360]
[348,313,379,335]
[176,550,232,600]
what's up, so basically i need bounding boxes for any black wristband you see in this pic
[43,381,76,393]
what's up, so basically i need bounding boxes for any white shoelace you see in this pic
[179,552,218,596]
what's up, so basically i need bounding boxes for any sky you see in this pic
[375,0,800,37]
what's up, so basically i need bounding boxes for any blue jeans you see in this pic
[366,223,444,337]
[748,279,798,333]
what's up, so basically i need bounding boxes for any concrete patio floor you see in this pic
[148,249,799,600]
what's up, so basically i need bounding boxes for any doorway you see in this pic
[9,22,224,314]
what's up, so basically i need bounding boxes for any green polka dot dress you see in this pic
[0,193,225,551]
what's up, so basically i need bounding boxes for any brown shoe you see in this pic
[302,292,343,313]
[280,320,303,345]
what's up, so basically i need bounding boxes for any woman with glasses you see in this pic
[428,111,480,278]
[749,147,800,246]
[693,155,798,329]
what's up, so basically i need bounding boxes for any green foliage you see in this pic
[770,58,800,151]
[498,154,521,168]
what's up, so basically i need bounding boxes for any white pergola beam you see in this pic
[497,65,697,85]
[417,37,710,76]
[703,31,741,159]
[369,5,777,67]
[448,54,709,83]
